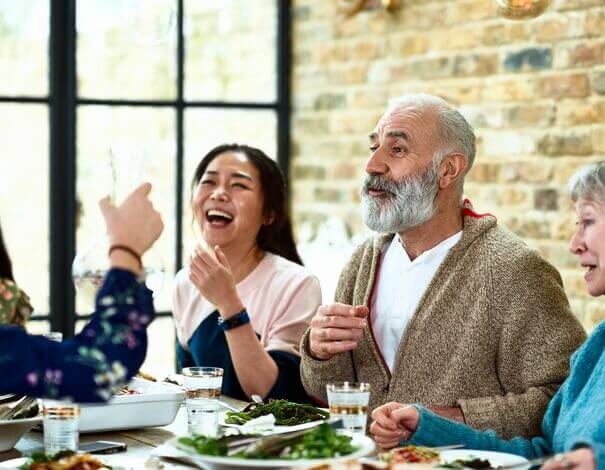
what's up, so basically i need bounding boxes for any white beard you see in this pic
[360,162,440,233]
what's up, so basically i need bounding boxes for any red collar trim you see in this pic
[462,198,494,220]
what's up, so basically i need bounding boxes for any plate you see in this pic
[219,410,336,436]
[163,432,375,469]
[0,416,42,452]
[0,455,144,470]
[440,449,530,468]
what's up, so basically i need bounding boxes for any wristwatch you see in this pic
[217,309,250,332]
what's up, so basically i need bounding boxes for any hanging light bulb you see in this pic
[495,0,551,20]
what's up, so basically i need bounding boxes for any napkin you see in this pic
[240,413,276,432]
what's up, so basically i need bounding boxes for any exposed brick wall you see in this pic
[290,0,605,330]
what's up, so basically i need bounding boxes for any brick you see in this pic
[554,41,605,69]
[431,27,482,52]
[481,130,535,157]
[557,101,605,126]
[293,116,330,134]
[314,187,348,203]
[480,22,530,47]
[537,131,593,156]
[500,187,529,206]
[534,188,559,211]
[352,38,385,61]
[467,162,500,183]
[553,214,577,241]
[314,93,347,110]
[392,57,454,81]
[586,7,605,37]
[447,0,494,24]
[593,70,605,95]
[331,64,369,85]
[330,162,359,179]
[293,164,326,180]
[538,73,590,98]
[453,53,498,77]
[593,126,605,153]
[507,104,556,128]
[533,13,586,42]
[503,47,552,72]
[368,61,390,84]
[505,216,551,239]
[482,78,536,102]
[459,105,506,129]
[499,161,553,184]
[389,33,430,56]
[350,88,388,108]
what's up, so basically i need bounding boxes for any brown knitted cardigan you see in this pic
[300,203,586,439]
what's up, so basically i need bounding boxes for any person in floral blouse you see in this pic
[0,224,33,325]
[0,182,163,402]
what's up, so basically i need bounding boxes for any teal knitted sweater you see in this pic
[409,320,605,469]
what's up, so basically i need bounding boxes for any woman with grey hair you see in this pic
[368,161,605,470]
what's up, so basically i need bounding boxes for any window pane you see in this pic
[76,316,176,379]
[0,0,48,96]
[185,0,277,102]
[0,104,49,316]
[76,106,175,315]
[182,109,277,252]
[77,0,177,100]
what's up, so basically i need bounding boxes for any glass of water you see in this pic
[42,332,80,454]
[182,367,223,437]
[327,382,371,433]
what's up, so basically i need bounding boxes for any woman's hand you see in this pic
[369,402,420,449]
[188,245,244,317]
[542,448,595,470]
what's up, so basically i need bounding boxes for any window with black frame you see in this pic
[0,0,290,377]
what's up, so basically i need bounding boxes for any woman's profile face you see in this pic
[192,151,266,251]
[570,198,605,297]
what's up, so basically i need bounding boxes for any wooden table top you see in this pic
[0,395,248,468]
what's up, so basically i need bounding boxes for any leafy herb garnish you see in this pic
[224,399,329,426]
[178,423,357,460]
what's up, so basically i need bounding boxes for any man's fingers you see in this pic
[318,303,362,317]
[318,327,363,342]
[352,305,369,318]
[311,314,367,329]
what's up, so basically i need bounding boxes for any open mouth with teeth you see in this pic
[206,209,234,227]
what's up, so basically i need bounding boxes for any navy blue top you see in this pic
[177,310,310,403]
[0,269,155,402]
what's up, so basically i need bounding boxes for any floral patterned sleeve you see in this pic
[0,278,33,326]
[0,268,155,402]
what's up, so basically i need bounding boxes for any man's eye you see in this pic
[581,219,594,227]
[369,145,378,152]
[392,147,405,154]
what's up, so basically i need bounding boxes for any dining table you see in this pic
[0,395,248,469]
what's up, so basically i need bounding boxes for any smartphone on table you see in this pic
[79,440,127,454]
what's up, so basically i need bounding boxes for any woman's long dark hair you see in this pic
[0,222,15,281]
[191,143,303,266]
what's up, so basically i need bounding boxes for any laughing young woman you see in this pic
[172,144,321,402]
[368,162,605,470]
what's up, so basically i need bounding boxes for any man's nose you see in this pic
[364,148,388,175]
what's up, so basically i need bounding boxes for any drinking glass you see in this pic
[182,367,223,437]
[326,382,371,433]
[42,332,80,454]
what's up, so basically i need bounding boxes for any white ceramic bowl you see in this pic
[0,416,42,452]
[79,377,185,433]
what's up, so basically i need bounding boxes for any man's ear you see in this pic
[439,153,467,189]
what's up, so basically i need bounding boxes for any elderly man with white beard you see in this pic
[299,93,586,439]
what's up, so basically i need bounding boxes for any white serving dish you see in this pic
[0,416,42,452]
[79,377,185,433]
